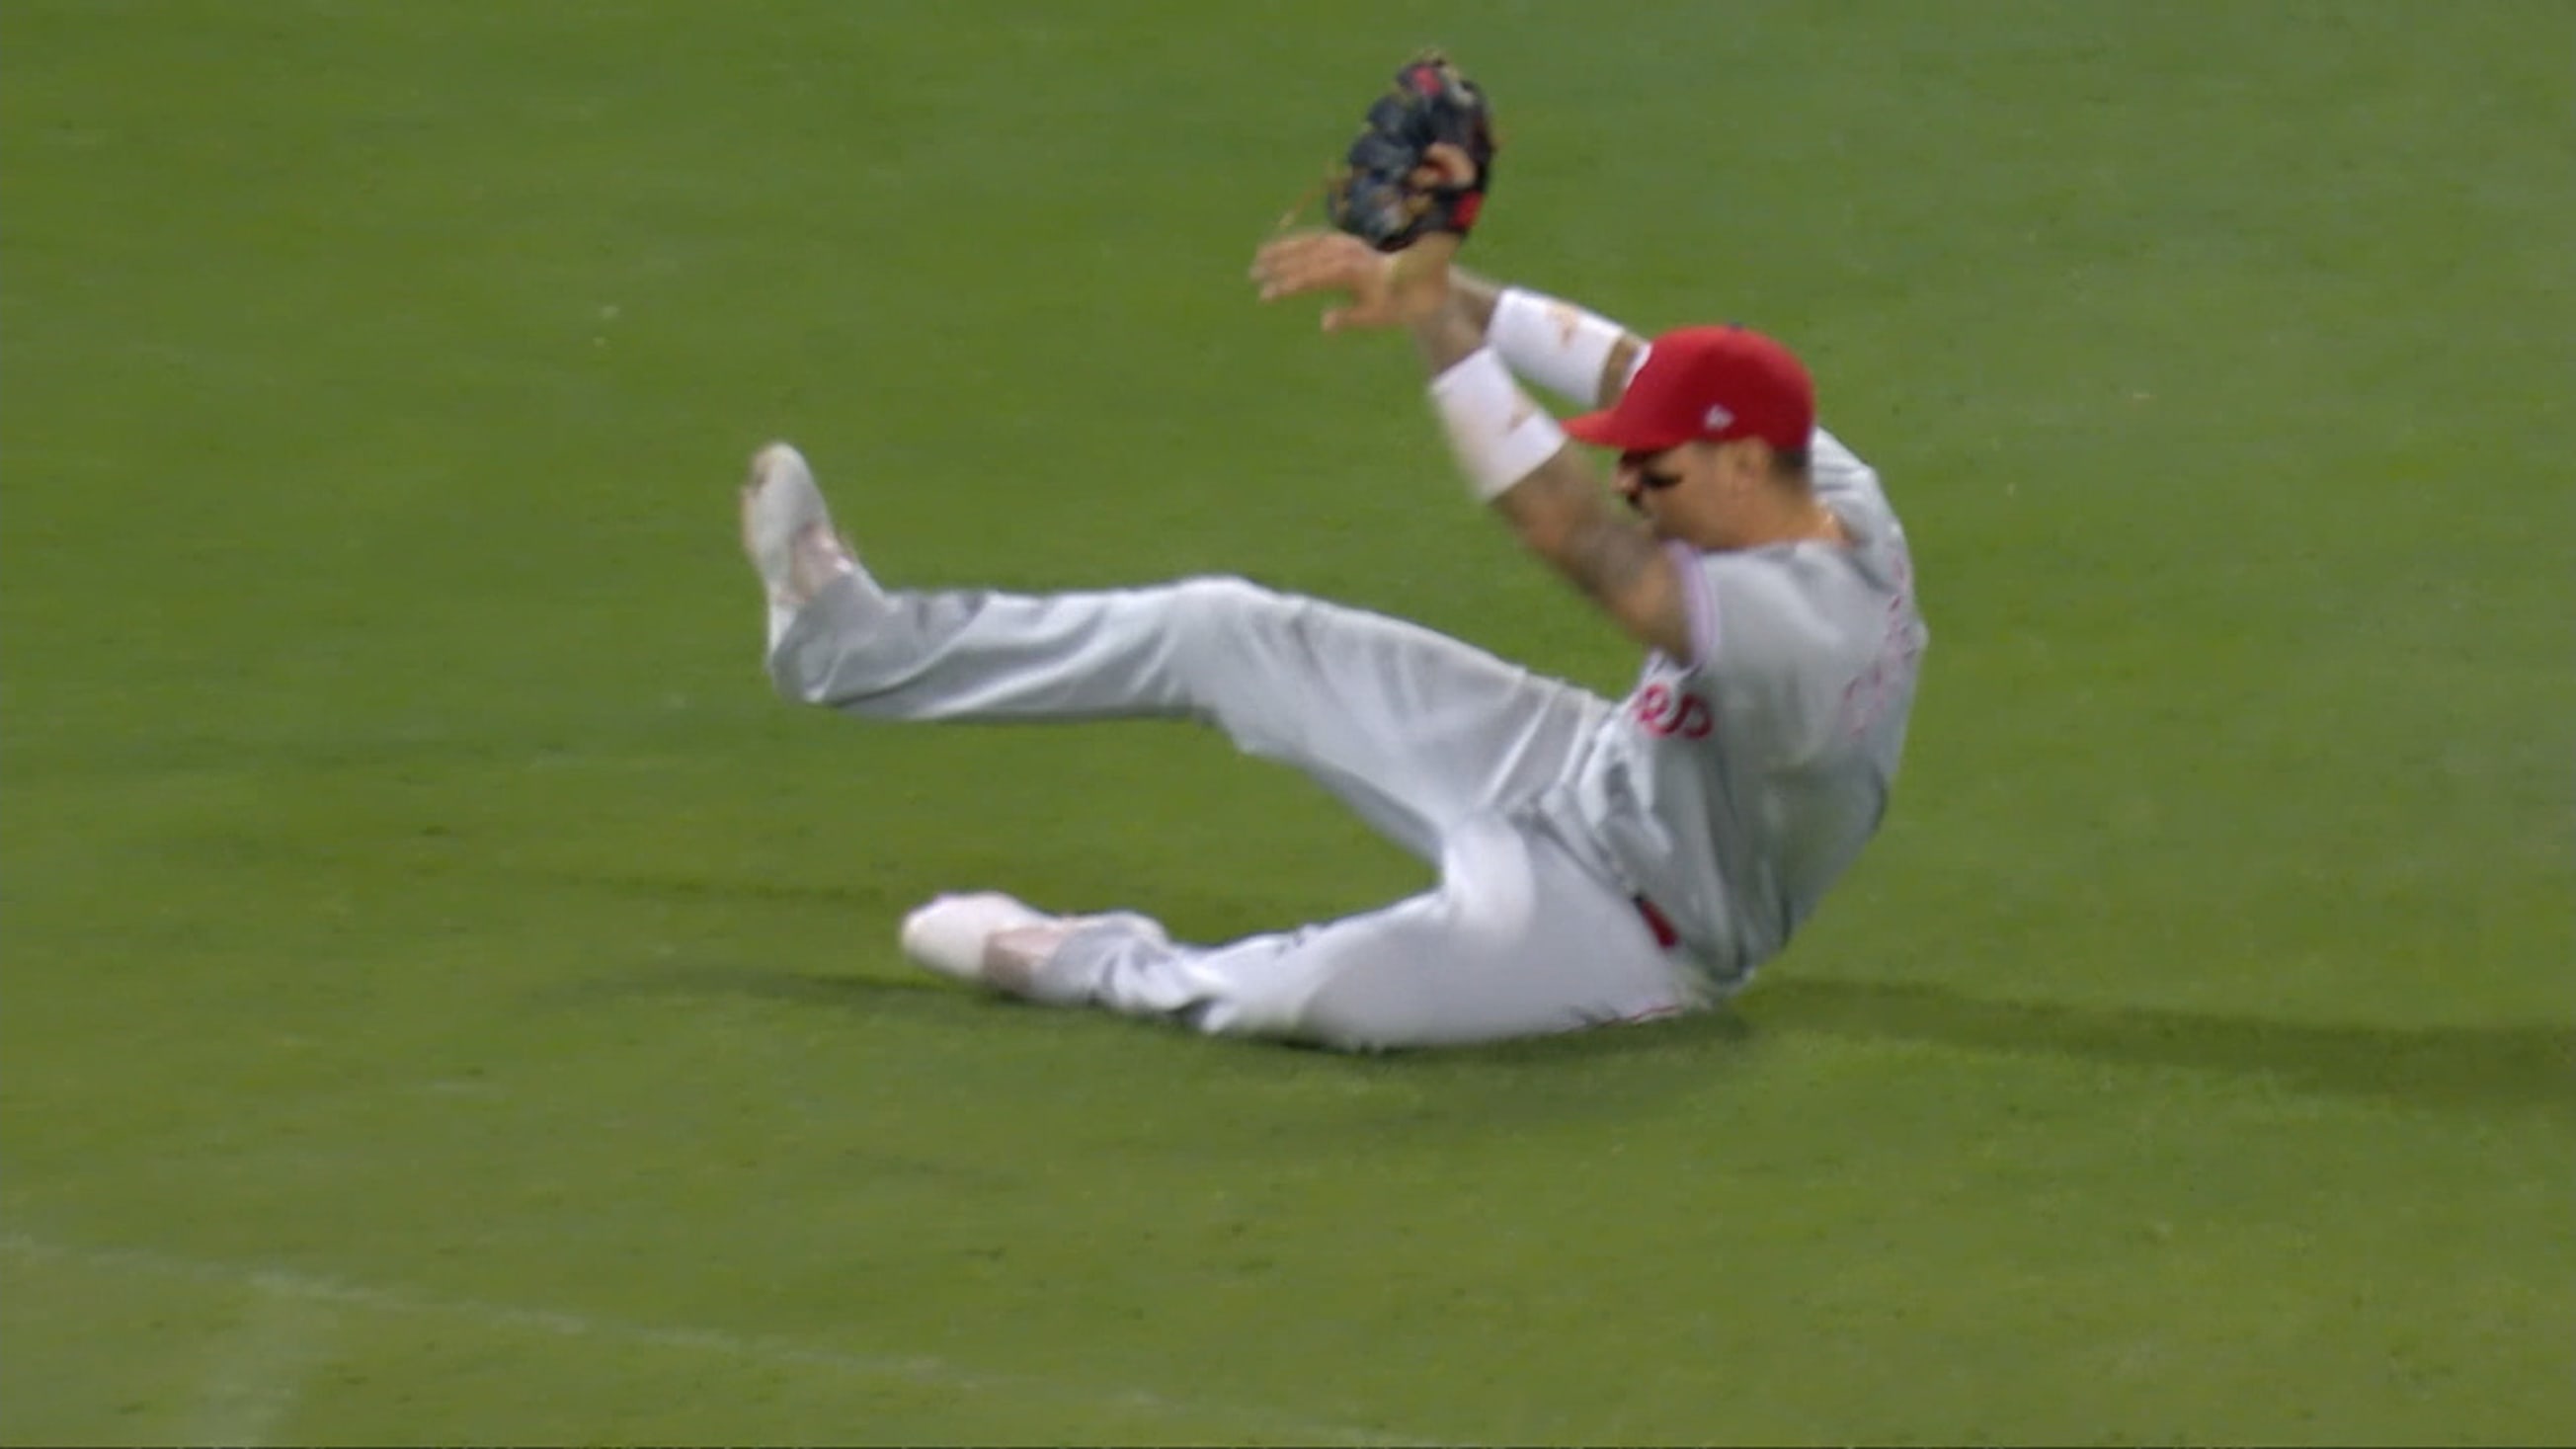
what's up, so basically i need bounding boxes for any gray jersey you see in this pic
[1543,427,1926,981]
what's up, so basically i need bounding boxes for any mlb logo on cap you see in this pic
[1564,326,1815,454]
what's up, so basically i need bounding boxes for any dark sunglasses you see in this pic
[1619,449,1688,491]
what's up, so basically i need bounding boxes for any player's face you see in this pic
[1616,441,1777,546]
[1615,443,1706,538]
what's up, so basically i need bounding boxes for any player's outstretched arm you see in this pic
[1481,415,1689,659]
[1249,230,1647,410]
[1251,231,1688,657]
[1443,266,1650,410]
[1401,246,1689,658]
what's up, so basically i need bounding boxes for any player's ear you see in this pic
[1738,439,1797,488]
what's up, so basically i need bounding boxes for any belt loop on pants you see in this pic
[1632,894,1680,950]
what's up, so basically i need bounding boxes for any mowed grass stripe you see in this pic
[0,1231,1441,1447]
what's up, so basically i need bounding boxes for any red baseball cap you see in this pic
[1562,325,1815,454]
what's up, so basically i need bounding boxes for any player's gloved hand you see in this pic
[1252,230,1458,332]
[1324,50,1497,253]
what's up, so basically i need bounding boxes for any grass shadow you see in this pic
[1747,976,2576,1119]
[533,960,967,1024]
[546,958,2572,1122]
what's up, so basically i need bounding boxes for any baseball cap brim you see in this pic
[1561,404,1699,453]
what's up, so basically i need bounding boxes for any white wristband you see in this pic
[1489,286,1635,405]
[1430,348,1567,503]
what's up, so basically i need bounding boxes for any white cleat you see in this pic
[900,891,1168,1000]
[902,892,1053,984]
[739,441,856,611]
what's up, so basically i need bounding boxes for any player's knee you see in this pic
[1167,575,1293,662]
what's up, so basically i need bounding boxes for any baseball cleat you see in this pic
[739,441,856,610]
[901,892,1053,981]
[900,892,1171,999]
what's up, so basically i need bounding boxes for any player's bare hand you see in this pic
[1251,228,1459,332]
[1251,230,1394,330]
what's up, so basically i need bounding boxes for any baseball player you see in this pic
[738,56,1925,1050]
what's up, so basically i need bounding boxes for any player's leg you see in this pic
[900,818,1708,1049]
[744,442,1609,860]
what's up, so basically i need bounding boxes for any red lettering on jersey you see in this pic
[1674,694,1713,739]
[1839,559,1924,738]
[1633,684,1715,740]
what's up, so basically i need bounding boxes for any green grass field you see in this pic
[5,2,2570,1443]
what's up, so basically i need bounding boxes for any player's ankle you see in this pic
[787,524,858,601]
[982,922,1082,997]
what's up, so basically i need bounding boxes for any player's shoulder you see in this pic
[1691,532,1866,593]
[1812,425,1874,477]
[1692,546,1847,652]
[1691,530,1899,671]
[1810,427,1895,516]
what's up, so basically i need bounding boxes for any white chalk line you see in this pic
[170,1280,338,1448]
[1,1230,1431,1446]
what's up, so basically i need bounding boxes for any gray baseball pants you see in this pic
[767,572,1707,1049]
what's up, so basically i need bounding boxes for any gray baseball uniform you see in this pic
[767,424,1923,1049]
[1534,425,1926,982]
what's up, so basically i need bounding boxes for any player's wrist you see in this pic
[1428,347,1565,502]
[1386,237,1459,322]
[1489,287,1646,406]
